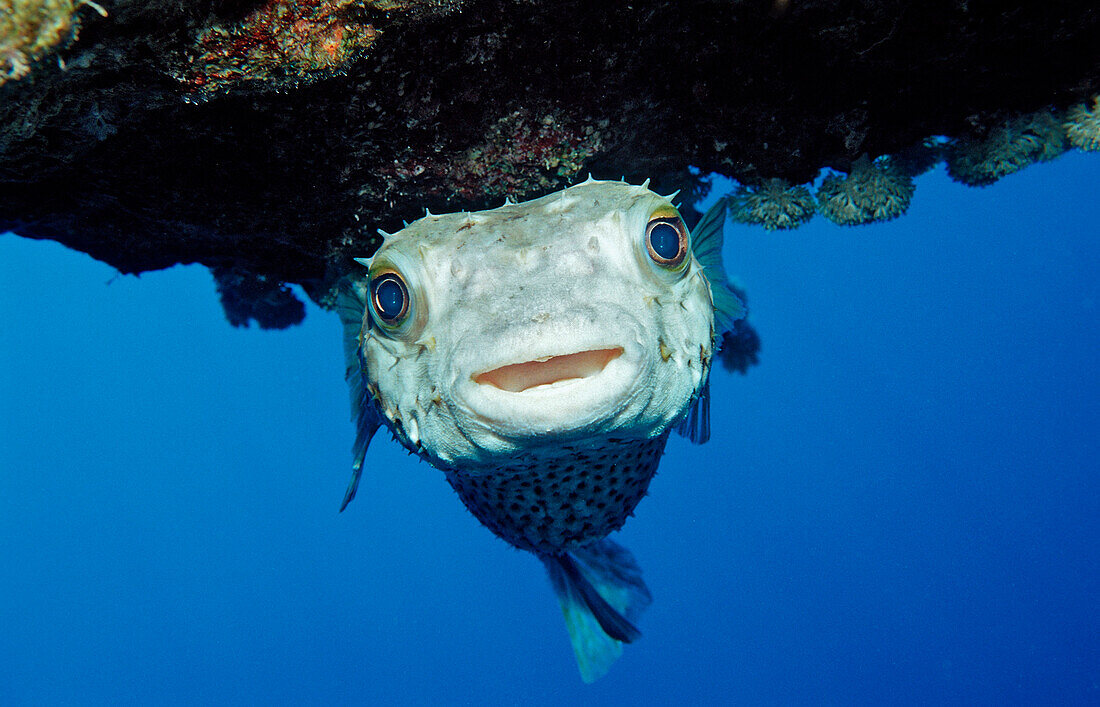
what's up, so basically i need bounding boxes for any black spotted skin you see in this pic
[444,433,669,554]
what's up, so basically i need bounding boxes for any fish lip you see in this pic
[444,314,649,444]
[472,347,625,393]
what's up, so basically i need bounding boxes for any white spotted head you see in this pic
[352,180,719,469]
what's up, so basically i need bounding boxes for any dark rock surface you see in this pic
[3,0,1099,325]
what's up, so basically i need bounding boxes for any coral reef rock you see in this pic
[2,0,1099,326]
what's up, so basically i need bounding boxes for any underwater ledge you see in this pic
[2,0,1099,326]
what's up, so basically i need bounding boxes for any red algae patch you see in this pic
[180,0,390,95]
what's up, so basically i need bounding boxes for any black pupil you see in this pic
[649,222,682,260]
[375,277,406,319]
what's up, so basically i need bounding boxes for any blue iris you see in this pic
[649,222,682,261]
[374,276,407,320]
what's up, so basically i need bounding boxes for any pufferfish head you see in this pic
[353,179,724,469]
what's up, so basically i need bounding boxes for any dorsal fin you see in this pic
[335,276,383,511]
[692,197,746,335]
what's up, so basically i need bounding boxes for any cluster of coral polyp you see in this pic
[729,179,817,231]
[815,156,916,226]
[181,0,384,94]
[945,112,1067,187]
[729,156,916,231]
[727,99,1100,231]
[0,0,105,86]
[1064,96,1100,151]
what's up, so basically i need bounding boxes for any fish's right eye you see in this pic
[365,256,427,341]
[370,271,410,325]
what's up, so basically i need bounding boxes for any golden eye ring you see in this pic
[645,217,689,268]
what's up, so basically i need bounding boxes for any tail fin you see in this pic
[543,539,653,682]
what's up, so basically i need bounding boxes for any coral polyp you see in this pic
[816,156,915,226]
[1064,96,1100,151]
[945,111,1067,187]
[729,179,816,231]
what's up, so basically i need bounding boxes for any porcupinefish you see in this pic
[336,178,745,682]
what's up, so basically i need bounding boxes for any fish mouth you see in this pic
[473,347,624,393]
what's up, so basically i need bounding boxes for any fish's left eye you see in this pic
[645,216,689,268]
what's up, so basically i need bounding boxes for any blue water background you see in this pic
[2,156,1098,703]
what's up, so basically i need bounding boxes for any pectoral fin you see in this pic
[692,197,746,335]
[675,378,711,444]
[336,276,383,511]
